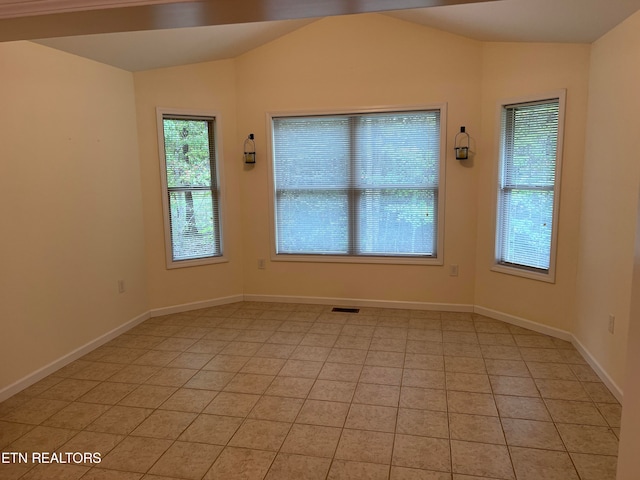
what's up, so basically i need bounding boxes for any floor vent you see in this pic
[331,307,360,313]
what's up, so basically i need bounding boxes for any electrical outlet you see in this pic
[258,259,266,270]
[608,314,615,334]
[118,280,125,294]
[450,264,459,277]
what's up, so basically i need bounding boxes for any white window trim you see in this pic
[265,104,447,266]
[491,90,566,283]
[156,107,228,269]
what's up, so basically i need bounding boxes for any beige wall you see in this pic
[575,11,640,393]
[474,43,591,332]
[0,41,148,391]
[236,14,481,305]
[133,59,245,309]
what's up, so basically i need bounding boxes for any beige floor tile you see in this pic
[179,413,243,445]
[370,337,407,353]
[360,366,403,386]
[236,330,275,343]
[444,357,486,374]
[42,401,110,429]
[526,362,576,380]
[249,395,303,422]
[202,355,250,373]
[480,345,521,361]
[509,446,578,480]
[446,373,491,393]
[334,335,372,350]
[443,331,478,345]
[345,404,398,433]
[366,351,405,368]
[513,334,557,348]
[583,382,619,403]
[204,447,275,480]
[86,406,153,435]
[570,453,618,480]
[59,431,125,462]
[186,340,230,355]
[38,378,100,402]
[569,364,600,382]
[319,363,363,382]
[393,434,450,472]
[494,395,550,421]
[290,345,331,362]
[309,380,357,402]
[400,387,447,412]
[228,419,291,451]
[224,373,275,395]
[220,341,263,356]
[535,379,590,401]
[148,441,222,480]
[0,421,35,449]
[279,321,313,333]
[403,370,446,389]
[7,425,77,453]
[278,359,324,378]
[2,397,69,424]
[544,399,607,425]
[353,383,400,407]
[451,440,513,479]
[301,333,338,347]
[406,341,443,356]
[240,357,286,375]
[340,326,375,338]
[477,333,516,346]
[447,391,497,416]
[131,409,197,439]
[501,418,564,450]
[336,429,394,464]
[404,354,444,371]
[296,399,349,427]
[159,388,218,413]
[397,408,448,438]
[329,460,390,479]
[484,359,530,377]
[489,376,539,397]
[449,413,504,444]
[374,327,408,340]
[78,382,138,405]
[391,466,451,479]
[327,348,368,364]
[268,332,305,345]
[184,370,235,390]
[99,436,172,473]
[281,424,342,457]
[119,385,176,408]
[598,402,622,427]
[407,329,443,343]
[265,376,315,398]
[442,343,481,358]
[556,423,619,455]
[519,347,565,363]
[264,453,331,480]
[255,343,297,359]
[144,367,198,387]
[81,468,143,479]
[19,463,89,480]
[107,365,160,384]
[203,391,260,417]
[70,362,126,381]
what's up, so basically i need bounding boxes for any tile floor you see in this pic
[0,301,622,480]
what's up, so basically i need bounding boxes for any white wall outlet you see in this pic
[258,259,266,270]
[450,264,459,277]
[608,314,615,334]
[118,280,125,294]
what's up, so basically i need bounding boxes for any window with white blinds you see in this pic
[495,94,564,280]
[158,111,223,268]
[271,108,444,262]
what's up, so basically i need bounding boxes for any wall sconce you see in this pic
[454,126,470,160]
[244,133,256,164]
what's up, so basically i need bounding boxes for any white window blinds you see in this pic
[161,116,222,262]
[272,110,441,258]
[497,99,560,272]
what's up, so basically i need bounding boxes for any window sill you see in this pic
[166,255,228,270]
[491,263,555,283]
[271,253,443,266]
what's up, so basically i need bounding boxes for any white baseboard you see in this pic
[0,310,150,402]
[474,305,573,341]
[149,294,244,317]
[243,294,474,312]
[475,305,623,402]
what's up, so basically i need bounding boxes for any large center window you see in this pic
[270,107,445,264]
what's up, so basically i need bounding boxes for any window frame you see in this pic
[266,104,447,266]
[156,107,228,269]
[491,91,566,283]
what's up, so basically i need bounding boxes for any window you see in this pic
[270,107,445,264]
[157,110,224,268]
[494,92,565,281]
